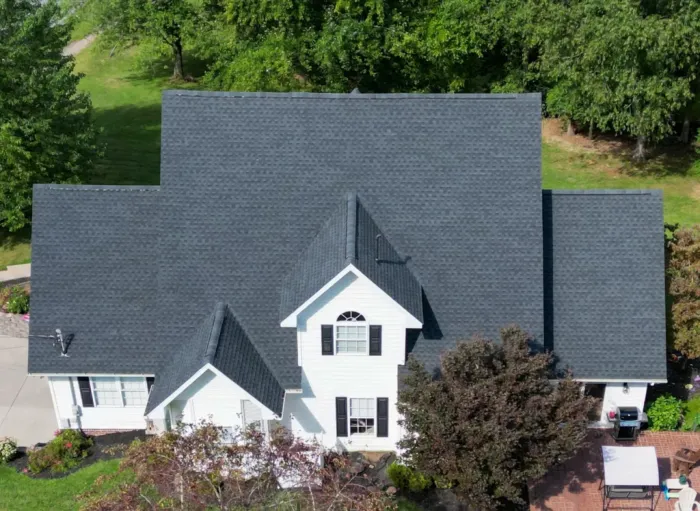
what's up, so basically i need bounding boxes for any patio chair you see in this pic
[673,487,698,511]
[673,448,700,475]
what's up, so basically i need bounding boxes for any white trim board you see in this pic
[281,264,422,328]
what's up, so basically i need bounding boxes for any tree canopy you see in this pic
[666,225,700,359]
[71,0,700,158]
[397,326,595,509]
[0,0,100,231]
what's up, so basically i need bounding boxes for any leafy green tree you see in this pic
[398,326,595,509]
[0,0,100,231]
[666,225,700,359]
[538,0,700,159]
[86,0,197,80]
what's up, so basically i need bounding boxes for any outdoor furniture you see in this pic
[664,478,690,499]
[602,446,659,511]
[673,448,700,476]
[673,487,699,511]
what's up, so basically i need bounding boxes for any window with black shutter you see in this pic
[322,325,334,355]
[77,377,94,408]
[369,325,382,356]
[146,377,155,393]
[336,397,348,437]
[377,398,389,437]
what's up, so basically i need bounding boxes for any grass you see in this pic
[0,227,31,271]
[0,459,121,511]
[542,144,700,226]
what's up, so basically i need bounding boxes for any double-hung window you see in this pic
[90,377,148,407]
[349,398,375,435]
[335,311,367,354]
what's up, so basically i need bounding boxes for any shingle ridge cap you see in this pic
[33,184,160,192]
[346,192,357,264]
[204,302,226,363]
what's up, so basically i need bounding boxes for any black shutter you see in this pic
[377,397,389,437]
[322,325,334,355]
[336,397,348,437]
[77,377,94,408]
[369,325,382,356]
[146,377,155,393]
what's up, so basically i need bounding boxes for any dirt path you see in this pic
[62,33,96,57]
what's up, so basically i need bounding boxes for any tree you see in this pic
[666,225,700,359]
[80,421,394,511]
[537,0,700,160]
[0,0,100,231]
[86,0,197,80]
[397,326,595,509]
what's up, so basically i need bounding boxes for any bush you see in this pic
[28,429,93,474]
[2,285,29,314]
[681,396,700,431]
[0,437,17,463]
[647,395,684,431]
[387,461,433,492]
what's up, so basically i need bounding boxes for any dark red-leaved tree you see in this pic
[397,326,595,509]
[80,421,394,511]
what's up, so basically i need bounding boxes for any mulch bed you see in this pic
[6,430,146,479]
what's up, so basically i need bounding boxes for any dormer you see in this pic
[279,193,423,330]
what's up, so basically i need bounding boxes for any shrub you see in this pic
[0,437,17,463]
[647,395,684,431]
[387,461,433,492]
[28,429,92,474]
[681,396,700,431]
[4,286,29,314]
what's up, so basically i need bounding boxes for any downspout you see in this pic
[68,376,82,429]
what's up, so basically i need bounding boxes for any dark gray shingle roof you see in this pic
[29,185,159,374]
[280,192,423,322]
[155,91,545,388]
[29,91,666,390]
[146,302,285,415]
[543,190,666,380]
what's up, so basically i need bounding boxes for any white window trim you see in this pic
[334,312,369,355]
[89,376,148,408]
[349,398,376,437]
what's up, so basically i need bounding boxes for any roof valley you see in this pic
[203,302,226,363]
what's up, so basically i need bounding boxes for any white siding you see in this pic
[282,270,415,451]
[163,368,275,431]
[600,383,648,422]
[48,376,149,430]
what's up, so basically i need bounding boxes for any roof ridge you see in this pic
[204,302,226,363]
[345,192,357,264]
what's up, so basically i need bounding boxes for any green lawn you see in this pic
[0,460,120,511]
[0,228,31,271]
[542,144,700,226]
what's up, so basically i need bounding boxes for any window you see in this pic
[121,377,148,406]
[336,311,367,354]
[349,398,375,436]
[90,377,148,407]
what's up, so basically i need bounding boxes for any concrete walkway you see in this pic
[0,263,30,284]
[62,34,96,57]
[0,335,55,447]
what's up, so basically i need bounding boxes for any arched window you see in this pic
[336,311,366,322]
[335,311,367,353]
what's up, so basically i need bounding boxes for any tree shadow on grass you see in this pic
[89,103,163,186]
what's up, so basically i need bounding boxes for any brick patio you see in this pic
[530,431,700,511]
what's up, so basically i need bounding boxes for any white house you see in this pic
[29,92,666,447]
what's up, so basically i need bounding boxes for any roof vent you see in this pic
[351,88,361,94]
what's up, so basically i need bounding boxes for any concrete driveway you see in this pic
[0,334,55,447]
